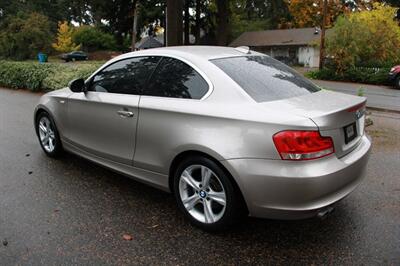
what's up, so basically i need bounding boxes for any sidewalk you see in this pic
[312,80,400,113]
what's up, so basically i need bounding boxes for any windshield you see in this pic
[211,55,320,102]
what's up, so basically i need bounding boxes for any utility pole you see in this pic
[319,0,328,69]
[131,2,139,51]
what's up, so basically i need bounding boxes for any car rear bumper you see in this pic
[221,134,371,220]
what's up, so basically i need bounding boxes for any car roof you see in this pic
[114,46,263,63]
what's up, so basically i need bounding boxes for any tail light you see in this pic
[273,131,334,160]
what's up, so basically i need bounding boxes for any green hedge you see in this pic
[306,67,391,85]
[0,61,104,91]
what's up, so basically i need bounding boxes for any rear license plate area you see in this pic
[344,122,357,144]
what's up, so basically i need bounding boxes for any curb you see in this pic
[367,106,400,115]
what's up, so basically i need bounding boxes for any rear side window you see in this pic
[144,57,209,99]
[211,56,320,102]
[90,56,160,95]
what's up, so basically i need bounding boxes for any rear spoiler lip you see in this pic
[346,100,367,112]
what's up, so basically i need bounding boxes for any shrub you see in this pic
[0,61,103,91]
[305,67,391,85]
[326,4,400,72]
[72,26,117,52]
[42,62,103,90]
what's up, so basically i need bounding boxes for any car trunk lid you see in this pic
[263,90,367,158]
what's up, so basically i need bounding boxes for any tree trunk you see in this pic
[184,0,190,45]
[195,0,201,44]
[131,2,139,51]
[319,0,327,69]
[166,0,183,46]
[216,0,230,46]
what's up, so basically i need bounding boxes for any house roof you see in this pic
[135,36,164,49]
[230,27,330,47]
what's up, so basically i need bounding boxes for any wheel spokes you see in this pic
[48,137,54,151]
[201,166,212,188]
[39,122,47,134]
[179,165,226,224]
[181,170,200,190]
[182,194,200,210]
[208,190,226,206]
[203,200,215,223]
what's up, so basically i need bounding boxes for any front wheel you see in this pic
[35,112,63,158]
[173,156,245,231]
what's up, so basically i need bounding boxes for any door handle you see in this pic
[117,110,134,118]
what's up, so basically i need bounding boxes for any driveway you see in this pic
[0,88,399,265]
[312,80,400,113]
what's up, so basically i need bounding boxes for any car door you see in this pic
[134,56,211,173]
[65,56,161,165]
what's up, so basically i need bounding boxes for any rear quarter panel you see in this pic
[134,97,317,175]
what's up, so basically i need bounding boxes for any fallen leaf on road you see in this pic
[122,234,133,241]
[148,225,159,229]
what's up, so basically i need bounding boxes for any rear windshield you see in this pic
[211,56,320,102]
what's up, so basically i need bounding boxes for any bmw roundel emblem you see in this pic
[355,109,364,120]
[199,190,207,198]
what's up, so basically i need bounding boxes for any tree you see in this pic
[230,0,291,40]
[72,26,117,51]
[287,0,348,28]
[52,21,81,53]
[0,12,53,60]
[326,3,400,72]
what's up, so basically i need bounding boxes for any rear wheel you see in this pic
[173,156,244,231]
[35,112,63,158]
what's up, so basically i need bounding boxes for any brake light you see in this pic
[273,131,334,160]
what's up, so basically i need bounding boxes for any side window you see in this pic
[144,57,209,99]
[89,56,160,95]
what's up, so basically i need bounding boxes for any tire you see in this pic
[173,155,245,231]
[395,75,400,89]
[35,111,63,158]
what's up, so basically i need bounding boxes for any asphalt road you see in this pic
[312,80,400,113]
[0,88,399,265]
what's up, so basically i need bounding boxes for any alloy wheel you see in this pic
[38,116,56,153]
[178,165,227,224]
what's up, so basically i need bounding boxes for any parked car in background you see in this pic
[389,65,400,89]
[61,51,88,62]
[34,46,371,231]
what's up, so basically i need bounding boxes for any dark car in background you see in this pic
[389,65,400,89]
[61,51,88,62]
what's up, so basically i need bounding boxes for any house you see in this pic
[135,35,164,50]
[135,33,197,50]
[230,28,330,68]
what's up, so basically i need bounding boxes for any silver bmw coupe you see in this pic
[34,46,371,231]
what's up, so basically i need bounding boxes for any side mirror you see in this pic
[68,78,85,92]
